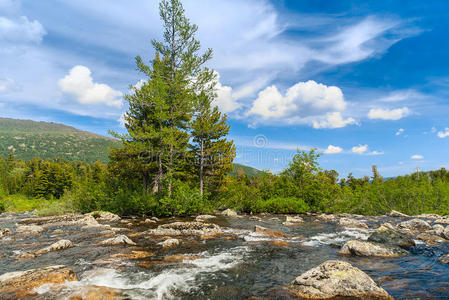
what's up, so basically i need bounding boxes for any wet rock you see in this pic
[434,216,449,225]
[16,224,44,234]
[157,238,180,248]
[35,239,73,255]
[249,216,263,222]
[0,265,77,298]
[338,217,368,229]
[398,218,432,232]
[388,210,409,217]
[368,225,415,249]
[101,234,137,246]
[148,221,222,237]
[15,252,36,259]
[317,214,337,222]
[18,213,84,226]
[144,218,156,224]
[254,225,287,238]
[163,254,200,263]
[286,260,393,299]
[442,226,449,239]
[87,211,121,222]
[195,215,216,222]
[110,250,154,260]
[283,215,304,226]
[439,253,449,264]
[339,240,409,257]
[0,228,11,237]
[432,224,445,237]
[66,285,124,300]
[221,208,238,217]
[416,213,441,219]
[416,233,445,244]
[269,240,290,247]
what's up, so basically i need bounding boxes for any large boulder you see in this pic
[398,218,432,232]
[87,211,121,222]
[368,225,415,249]
[148,222,222,237]
[388,210,409,217]
[416,233,446,245]
[317,214,337,222]
[286,260,393,299]
[35,239,73,255]
[0,265,77,298]
[338,217,368,229]
[254,225,287,238]
[101,235,136,246]
[443,226,449,240]
[434,216,449,225]
[221,209,238,217]
[339,240,409,257]
[432,224,445,237]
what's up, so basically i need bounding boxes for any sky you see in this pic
[1,0,449,177]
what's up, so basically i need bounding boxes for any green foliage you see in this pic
[37,200,76,216]
[0,118,119,163]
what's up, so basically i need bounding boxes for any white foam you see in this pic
[302,228,371,247]
[63,246,250,300]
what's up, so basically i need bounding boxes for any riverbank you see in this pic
[1,210,449,299]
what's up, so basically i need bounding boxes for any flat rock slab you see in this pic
[287,260,393,299]
[101,235,136,246]
[339,240,409,257]
[148,222,222,237]
[0,265,77,298]
[35,239,73,255]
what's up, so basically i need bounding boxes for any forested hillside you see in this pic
[0,118,120,162]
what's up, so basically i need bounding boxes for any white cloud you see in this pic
[368,107,410,120]
[396,128,404,136]
[324,145,343,154]
[411,154,423,160]
[0,15,46,46]
[312,112,356,129]
[437,128,449,138]
[368,150,384,155]
[352,144,368,154]
[379,89,424,103]
[248,80,355,128]
[0,77,17,93]
[59,65,122,108]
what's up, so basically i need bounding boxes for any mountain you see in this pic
[0,118,264,176]
[0,118,120,162]
[230,163,265,178]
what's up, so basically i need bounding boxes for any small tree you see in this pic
[190,93,235,195]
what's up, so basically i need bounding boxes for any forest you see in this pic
[1,0,448,218]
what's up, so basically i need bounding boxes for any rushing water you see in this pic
[1,212,449,299]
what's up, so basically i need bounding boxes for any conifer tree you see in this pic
[111,0,215,195]
[190,92,235,195]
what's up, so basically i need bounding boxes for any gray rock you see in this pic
[148,222,222,237]
[368,225,415,249]
[101,234,136,246]
[443,226,449,240]
[286,260,393,299]
[434,216,449,225]
[439,253,449,264]
[432,224,445,237]
[87,211,121,222]
[157,238,180,248]
[0,228,11,237]
[195,215,216,222]
[35,239,73,255]
[283,215,304,226]
[398,218,432,232]
[388,210,409,217]
[339,240,409,257]
[221,209,238,217]
[16,225,44,234]
[338,217,368,229]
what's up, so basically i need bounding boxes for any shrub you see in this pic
[253,197,310,213]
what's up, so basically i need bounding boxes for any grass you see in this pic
[0,193,76,215]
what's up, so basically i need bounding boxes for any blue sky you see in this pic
[1,0,449,177]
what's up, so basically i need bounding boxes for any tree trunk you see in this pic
[200,139,204,195]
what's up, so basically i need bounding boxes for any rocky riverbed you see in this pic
[1,210,449,299]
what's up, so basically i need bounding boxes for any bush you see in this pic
[155,180,210,216]
[0,200,5,213]
[37,200,76,216]
[253,197,310,213]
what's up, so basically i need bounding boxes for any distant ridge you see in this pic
[0,117,119,162]
[0,118,264,176]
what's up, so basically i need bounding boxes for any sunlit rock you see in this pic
[286,260,393,299]
[157,238,180,248]
[283,215,304,226]
[368,225,415,249]
[16,224,44,234]
[221,209,238,217]
[338,217,368,229]
[339,240,409,257]
[35,239,73,255]
[100,234,137,246]
[254,225,287,238]
[398,218,432,232]
[148,221,222,237]
[0,265,77,298]
[388,210,409,217]
[87,211,121,222]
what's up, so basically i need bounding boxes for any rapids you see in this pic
[1,212,449,299]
